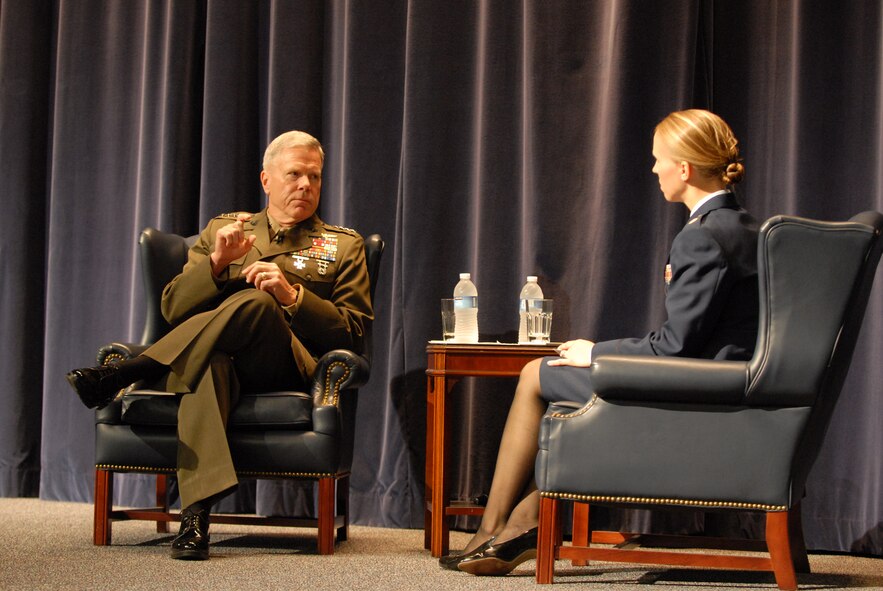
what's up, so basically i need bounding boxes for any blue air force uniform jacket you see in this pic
[591,192,759,361]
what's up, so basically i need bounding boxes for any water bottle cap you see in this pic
[526,275,538,282]
[459,273,471,280]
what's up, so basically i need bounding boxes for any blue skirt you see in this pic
[538,356,595,404]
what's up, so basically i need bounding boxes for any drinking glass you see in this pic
[440,298,456,341]
[524,298,553,344]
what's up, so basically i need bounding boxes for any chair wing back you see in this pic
[746,212,883,407]
[357,233,385,364]
[138,228,196,345]
[364,234,384,302]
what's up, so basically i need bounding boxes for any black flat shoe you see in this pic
[171,507,210,560]
[457,527,538,576]
[65,365,126,410]
[438,536,495,571]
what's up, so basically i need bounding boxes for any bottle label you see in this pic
[454,296,477,310]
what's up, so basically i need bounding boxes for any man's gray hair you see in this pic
[262,130,324,170]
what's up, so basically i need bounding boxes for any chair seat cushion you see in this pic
[120,389,313,430]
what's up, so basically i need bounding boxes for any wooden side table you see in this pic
[424,341,557,557]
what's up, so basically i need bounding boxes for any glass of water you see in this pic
[441,298,456,341]
[524,299,553,344]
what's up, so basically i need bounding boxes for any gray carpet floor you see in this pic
[1,498,881,590]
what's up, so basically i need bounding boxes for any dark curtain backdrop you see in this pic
[1,0,881,555]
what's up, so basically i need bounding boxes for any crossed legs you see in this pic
[460,357,547,554]
[67,290,306,559]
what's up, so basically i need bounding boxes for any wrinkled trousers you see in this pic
[143,289,309,508]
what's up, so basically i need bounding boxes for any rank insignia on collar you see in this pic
[292,255,308,270]
[664,263,673,285]
[307,233,338,262]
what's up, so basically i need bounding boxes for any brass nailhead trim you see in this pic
[96,464,175,473]
[96,465,344,479]
[236,470,339,478]
[323,361,350,406]
[549,394,598,418]
[540,491,787,512]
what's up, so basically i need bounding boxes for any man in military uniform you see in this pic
[66,130,373,560]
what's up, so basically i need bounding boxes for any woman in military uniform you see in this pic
[444,110,760,576]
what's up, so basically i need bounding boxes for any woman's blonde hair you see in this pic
[655,109,744,185]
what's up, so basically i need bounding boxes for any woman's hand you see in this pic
[546,339,595,367]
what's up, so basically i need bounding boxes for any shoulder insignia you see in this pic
[324,223,360,237]
[217,211,254,220]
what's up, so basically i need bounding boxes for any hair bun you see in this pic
[723,161,745,185]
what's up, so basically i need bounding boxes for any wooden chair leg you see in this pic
[93,469,113,545]
[536,496,560,584]
[571,501,590,566]
[317,477,335,555]
[156,474,170,533]
[336,474,349,542]
[766,510,798,591]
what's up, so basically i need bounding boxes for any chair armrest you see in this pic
[97,342,151,365]
[310,349,370,406]
[546,401,582,416]
[590,355,748,405]
[93,343,150,423]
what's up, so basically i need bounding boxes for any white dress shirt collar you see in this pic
[689,190,730,218]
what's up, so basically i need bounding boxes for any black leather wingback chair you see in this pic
[92,227,384,555]
[535,212,883,590]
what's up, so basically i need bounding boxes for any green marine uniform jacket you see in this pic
[159,208,373,380]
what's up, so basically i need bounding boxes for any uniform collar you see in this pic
[689,191,739,220]
[253,209,323,256]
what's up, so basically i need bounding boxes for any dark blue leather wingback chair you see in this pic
[92,227,384,555]
[535,212,883,590]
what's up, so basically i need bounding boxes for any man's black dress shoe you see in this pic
[438,536,495,571]
[65,365,126,410]
[457,527,538,576]
[171,507,210,560]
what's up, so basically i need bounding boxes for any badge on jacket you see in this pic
[292,255,308,270]
[307,233,338,276]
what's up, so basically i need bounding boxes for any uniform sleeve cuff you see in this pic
[283,284,303,316]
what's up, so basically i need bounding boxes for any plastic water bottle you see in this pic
[518,276,544,344]
[453,273,479,343]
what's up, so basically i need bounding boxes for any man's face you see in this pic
[261,146,323,225]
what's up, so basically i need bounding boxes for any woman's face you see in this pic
[651,133,686,203]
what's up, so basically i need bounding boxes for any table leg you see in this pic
[425,343,557,557]
[427,373,459,557]
[424,373,434,550]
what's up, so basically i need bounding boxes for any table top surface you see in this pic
[427,341,559,351]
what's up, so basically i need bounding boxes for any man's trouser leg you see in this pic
[176,353,240,509]
[143,289,313,390]
[142,290,308,508]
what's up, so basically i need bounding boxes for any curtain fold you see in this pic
[1,0,881,554]
[0,0,52,498]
